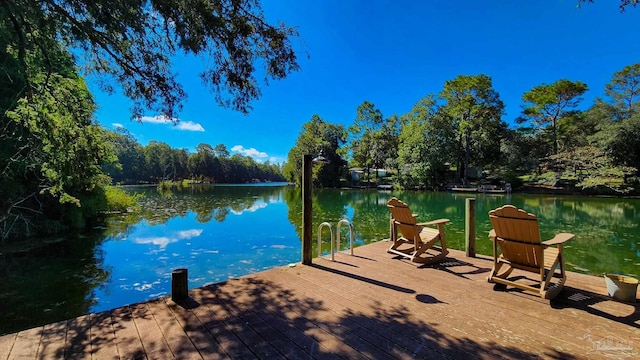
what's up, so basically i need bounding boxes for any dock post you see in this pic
[302,154,313,265]
[172,268,189,301]
[465,198,476,257]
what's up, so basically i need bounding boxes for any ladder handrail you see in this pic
[317,222,334,261]
[336,219,354,256]
[317,220,355,261]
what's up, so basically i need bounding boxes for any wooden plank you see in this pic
[37,320,67,359]
[7,326,42,359]
[89,311,120,360]
[213,277,364,360]
[256,266,448,359]
[0,333,17,360]
[215,296,313,359]
[275,262,503,358]
[164,298,228,360]
[191,283,341,360]
[195,290,284,359]
[145,299,201,360]
[188,286,259,359]
[63,314,92,358]
[236,302,342,360]
[129,301,174,360]
[110,305,146,359]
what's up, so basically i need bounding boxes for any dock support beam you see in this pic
[302,154,313,265]
[171,268,189,301]
[465,198,476,257]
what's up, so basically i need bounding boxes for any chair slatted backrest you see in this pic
[387,198,419,241]
[489,205,543,269]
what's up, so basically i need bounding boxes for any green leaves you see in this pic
[6,72,114,204]
[6,0,300,117]
[605,63,640,117]
[284,115,346,187]
[439,74,505,185]
[547,146,637,193]
[0,23,122,240]
[346,101,385,181]
[520,79,588,155]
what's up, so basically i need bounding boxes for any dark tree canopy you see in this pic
[2,0,300,118]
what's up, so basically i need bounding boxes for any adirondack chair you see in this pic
[386,197,449,264]
[488,205,574,299]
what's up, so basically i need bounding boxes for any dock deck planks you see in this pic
[1,240,639,359]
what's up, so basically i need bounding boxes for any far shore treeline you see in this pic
[285,65,640,195]
[2,0,639,244]
[105,137,286,186]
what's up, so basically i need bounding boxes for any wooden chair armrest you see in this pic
[417,219,449,226]
[543,232,574,246]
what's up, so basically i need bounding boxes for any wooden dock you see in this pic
[1,240,639,359]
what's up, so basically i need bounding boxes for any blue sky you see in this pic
[88,1,640,164]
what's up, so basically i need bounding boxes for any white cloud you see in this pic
[176,121,205,132]
[139,115,174,124]
[112,123,124,128]
[231,145,269,160]
[138,115,205,132]
[269,156,285,164]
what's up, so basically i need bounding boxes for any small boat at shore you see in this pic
[479,184,508,193]
[450,185,508,193]
[450,186,478,192]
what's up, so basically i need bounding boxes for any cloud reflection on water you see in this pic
[132,228,203,248]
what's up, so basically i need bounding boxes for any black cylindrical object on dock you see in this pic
[172,268,189,301]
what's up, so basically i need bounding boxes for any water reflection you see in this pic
[92,184,299,315]
[132,228,204,248]
[1,184,639,336]
[0,233,110,335]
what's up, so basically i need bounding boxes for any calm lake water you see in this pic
[1,183,639,334]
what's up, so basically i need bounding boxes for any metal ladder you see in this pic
[317,219,355,261]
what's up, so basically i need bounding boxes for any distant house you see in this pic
[375,169,387,178]
[350,168,364,182]
[350,168,388,181]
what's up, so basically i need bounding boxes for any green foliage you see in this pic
[439,74,505,185]
[1,0,299,243]
[605,63,640,117]
[519,79,588,155]
[6,74,115,205]
[103,128,146,183]
[0,21,118,242]
[144,141,174,182]
[284,115,347,187]
[398,95,455,189]
[3,0,300,117]
[372,114,402,176]
[546,146,637,193]
[102,133,284,185]
[103,186,141,212]
[499,127,547,175]
[346,101,384,180]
